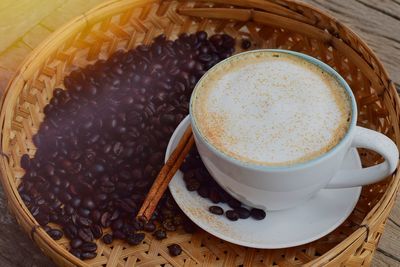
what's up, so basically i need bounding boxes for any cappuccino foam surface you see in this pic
[192,52,351,166]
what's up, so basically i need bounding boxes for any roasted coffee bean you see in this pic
[79,208,91,218]
[209,189,220,204]
[42,226,52,233]
[250,208,266,220]
[227,199,241,209]
[71,238,83,249]
[21,193,32,203]
[82,197,96,209]
[91,225,103,239]
[50,214,59,222]
[91,211,101,224]
[111,142,123,155]
[92,163,105,173]
[160,114,175,125]
[53,87,64,97]
[168,244,182,256]
[102,234,113,244]
[127,233,145,245]
[36,213,50,226]
[64,205,75,215]
[32,134,41,147]
[153,229,167,240]
[70,150,82,161]
[62,179,71,190]
[173,218,184,229]
[51,175,62,187]
[20,154,31,170]
[37,198,47,206]
[182,148,266,223]
[78,228,94,242]
[65,224,78,239]
[196,31,207,41]
[81,252,97,260]
[143,222,156,232]
[222,34,235,48]
[111,219,124,230]
[117,198,137,213]
[112,230,126,240]
[103,144,112,154]
[81,242,97,253]
[163,220,176,232]
[47,229,63,240]
[21,32,237,259]
[78,216,93,227]
[186,178,200,191]
[132,219,144,231]
[122,224,135,236]
[197,185,209,198]
[218,190,231,203]
[198,53,212,62]
[183,220,197,234]
[71,197,81,208]
[225,210,239,221]
[60,192,72,202]
[209,206,224,215]
[44,163,55,176]
[96,193,107,202]
[210,34,223,47]
[235,207,251,219]
[110,210,120,221]
[70,162,82,174]
[70,249,82,259]
[100,212,111,228]
[241,39,251,49]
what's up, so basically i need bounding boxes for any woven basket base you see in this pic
[1,0,399,266]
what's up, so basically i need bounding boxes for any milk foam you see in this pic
[192,52,351,166]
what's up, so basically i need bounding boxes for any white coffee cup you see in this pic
[189,49,399,211]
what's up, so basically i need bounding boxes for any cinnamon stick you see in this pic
[137,125,194,221]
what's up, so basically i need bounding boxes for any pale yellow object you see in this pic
[0,0,64,53]
[0,0,105,95]
[41,0,107,31]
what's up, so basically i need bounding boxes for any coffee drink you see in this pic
[191,51,352,166]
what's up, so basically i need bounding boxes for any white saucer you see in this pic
[166,116,362,249]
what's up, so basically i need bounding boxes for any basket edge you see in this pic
[0,0,399,266]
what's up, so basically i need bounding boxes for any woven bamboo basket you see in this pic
[0,0,399,266]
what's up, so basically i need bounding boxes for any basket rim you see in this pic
[0,0,399,266]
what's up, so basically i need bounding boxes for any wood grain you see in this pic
[373,249,400,267]
[0,41,31,71]
[22,25,52,50]
[305,0,400,86]
[381,219,400,254]
[0,0,399,266]
[301,2,400,265]
[373,219,400,263]
[0,0,64,53]
[0,186,54,266]
[40,0,108,31]
[389,193,400,225]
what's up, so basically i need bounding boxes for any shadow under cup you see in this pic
[188,49,358,210]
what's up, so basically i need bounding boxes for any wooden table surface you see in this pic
[0,0,399,266]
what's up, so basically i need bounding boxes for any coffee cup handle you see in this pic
[326,126,399,188]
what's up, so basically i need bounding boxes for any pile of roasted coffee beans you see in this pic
[181,147,266,221]
[18,31,241,260]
